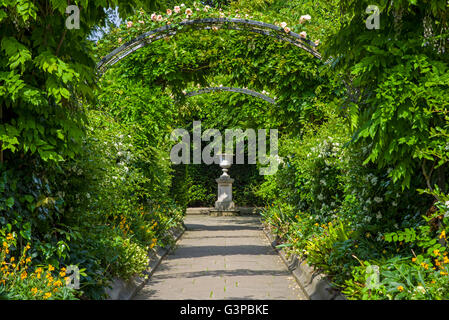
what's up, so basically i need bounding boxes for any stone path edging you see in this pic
[262,223,346,300]
[105,223,186,300]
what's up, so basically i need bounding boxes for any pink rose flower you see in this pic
[151,13,157,21]
[299,31,307,39]
[280,22,287,28]
[185,8,193,15]
[284,27,291,33]
[166,9,172,15]
[174,6,181,13]
[127,21,133,28]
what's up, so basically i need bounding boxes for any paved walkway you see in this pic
[134,215,306,300]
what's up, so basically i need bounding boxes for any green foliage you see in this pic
[1,0,448,301]
[305,221,351,277]
[325,0,449,190]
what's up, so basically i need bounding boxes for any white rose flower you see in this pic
[299,14,311,24]
[299,31,307,39]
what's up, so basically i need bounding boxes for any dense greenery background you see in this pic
[1,0,448,299]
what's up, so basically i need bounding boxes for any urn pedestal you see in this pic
[209,154,240,216]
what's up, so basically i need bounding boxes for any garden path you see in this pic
[134,215,306,300]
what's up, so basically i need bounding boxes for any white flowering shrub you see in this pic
[338,140,430,238]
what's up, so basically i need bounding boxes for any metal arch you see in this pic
[96,18,322,75]
[185,87,276,104]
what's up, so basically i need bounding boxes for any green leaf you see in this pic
[5,197,14,208]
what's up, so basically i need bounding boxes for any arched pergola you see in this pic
[185,87,276,104]
[96,18,321,75]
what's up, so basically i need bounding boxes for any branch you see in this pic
[422,158,435,191]
[55,29,67,57]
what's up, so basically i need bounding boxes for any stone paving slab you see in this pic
[134,216,306,300]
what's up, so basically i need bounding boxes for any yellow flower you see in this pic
[433,249,440,257]
[443,256,449,264]
[60,271,66,277]
[6,233,14,241]
[25,257,31,264]
[31,287,38,295]
[20,271,27,280]
[10,257,15,262]
[48,264,55,272]
[412,257,417,262]
[54,280,62,287]
[397,285,404,292]
[440,271,448,276]
[421,262,429,270]
[440,230,446,239]
[43,292,52,300]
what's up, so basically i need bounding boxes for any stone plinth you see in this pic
[210,175,240,216]
[215,175,235,211]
